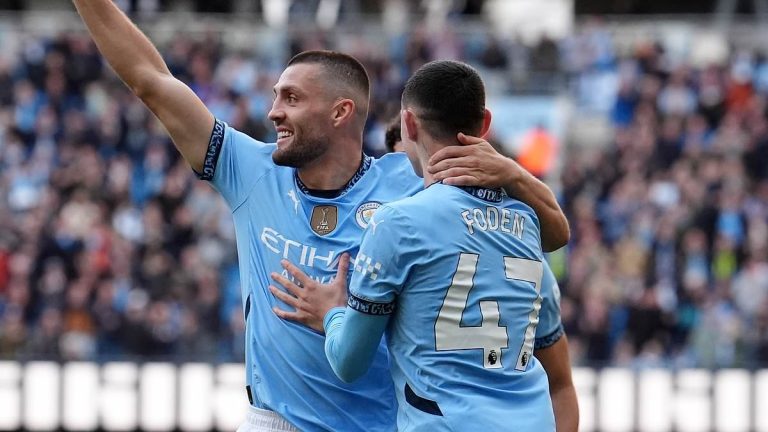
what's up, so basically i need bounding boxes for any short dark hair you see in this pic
[401,60,485,140]
[384,117,401,153]
[287,50,370,114]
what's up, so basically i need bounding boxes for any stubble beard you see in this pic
[272,131,330,168]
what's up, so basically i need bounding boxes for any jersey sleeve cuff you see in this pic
[535,324,564,350]
[194,118,226,181]
[323,307,346,331]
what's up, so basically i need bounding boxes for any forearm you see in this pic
[501,161,569,252]
[535,336,579,432]
[73,0,214,172]
[324,307,389,383]
[72,0,170,94]
[551,385,579,432]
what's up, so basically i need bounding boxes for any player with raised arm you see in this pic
[72,2,570,430]
[273,60,566,431]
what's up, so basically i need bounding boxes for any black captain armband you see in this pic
[348,294,395,315]
[195,118,226,181]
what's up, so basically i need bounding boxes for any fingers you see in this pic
[336,253,350,282]
[271,271,304,298]
[270,286,324,332]
[457,132,485,145]
[428,155,472,175]
[280,259,312,287]
[430,134,491,166]
[441,175,480,186]
[272,306,300,321]
[428,145,471,167]
[270,286,305,322]
[269,285,301,309]
[272,305,309,324]
[270,285,316,327]
[431,166,479,183]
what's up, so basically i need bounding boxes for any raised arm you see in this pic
[428,133,570,252]
[72,0,214,172]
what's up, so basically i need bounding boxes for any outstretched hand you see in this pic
[269,254,351,332]
[428,133,522,188]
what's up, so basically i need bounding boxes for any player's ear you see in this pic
[403,109,418,142]
[479,108,492,139]
[331,98,355,127]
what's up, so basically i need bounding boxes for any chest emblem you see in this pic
[311,205,338,236]
[354,202,382,229]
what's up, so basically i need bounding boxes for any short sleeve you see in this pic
[348,205,417,314]
[535,260,564,349]
[195,119,276,210]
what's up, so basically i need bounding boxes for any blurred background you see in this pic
[1,0,768,431]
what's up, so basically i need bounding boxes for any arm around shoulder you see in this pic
[426,135,569,251]
[502,158,570,252]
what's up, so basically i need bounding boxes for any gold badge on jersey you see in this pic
[310,205,338,236]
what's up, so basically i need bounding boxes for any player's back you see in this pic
[384,183,555,432]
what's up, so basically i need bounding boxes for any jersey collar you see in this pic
[295,154,373,199]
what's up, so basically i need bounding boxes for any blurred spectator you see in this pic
[384,117,402,153]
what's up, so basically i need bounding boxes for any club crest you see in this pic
[355,202,382,229]
[311,205,338,236]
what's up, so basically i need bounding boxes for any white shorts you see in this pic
[236,406,300,432]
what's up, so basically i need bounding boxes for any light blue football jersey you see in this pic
[346,183,556,432]
[199,119,421,431]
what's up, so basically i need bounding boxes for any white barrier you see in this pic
[0,363,767,431]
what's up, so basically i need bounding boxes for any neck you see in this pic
[418,137,446,187]
[422,169,437,188]
[297,149,363,191]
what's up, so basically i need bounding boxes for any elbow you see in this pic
[549,378,576,396]
[129,69,172,104]
[552,233,571,252]
[543,216,570,252]
[326,340,367,383]
[332,360,365,384]
[131,81,154,101]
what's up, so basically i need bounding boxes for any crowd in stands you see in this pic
[561,26,768,368]
[0,13,767,368]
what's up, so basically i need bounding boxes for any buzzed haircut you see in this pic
[288,50,370,115]
[401,60,486,141]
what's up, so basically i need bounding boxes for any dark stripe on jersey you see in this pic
[245,385,254,405]
[196,118,226,181]
[534,324,564,350]
[244,294,251,322]
[405,383,443,416]
[348,293,395,315]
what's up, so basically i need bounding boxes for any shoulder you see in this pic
[226,124,277,156]
[373,186,445,233]
[503,197,539,225]
[370,152,420,182]
[368,201,419,235]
